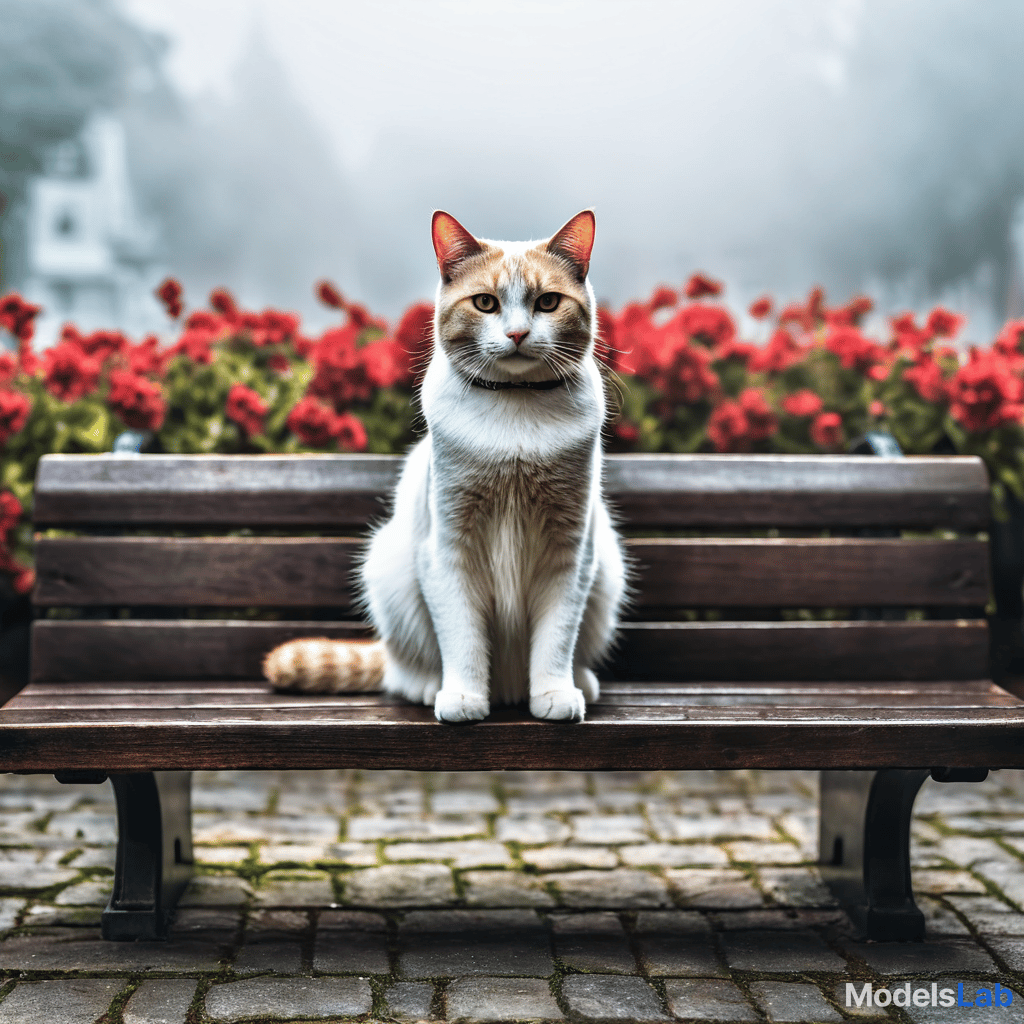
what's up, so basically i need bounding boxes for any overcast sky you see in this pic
[118,0,1024,339]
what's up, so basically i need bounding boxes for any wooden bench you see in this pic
[4,452,1023,942]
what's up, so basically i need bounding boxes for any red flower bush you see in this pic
[825,325,884,374]
[707,400,750,452]
[107,369,166,431]
[0,491,21,538]
[947,350,1024,433]
[0,389,31,445]
[749,328,803,374]
[0,294,41,341]
[41,342,101,402]
[336,412,368,452]
[903,354,947,403]
[927,307,965,339]
[287,397,346,447]
[225,383,268,436]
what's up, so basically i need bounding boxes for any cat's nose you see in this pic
[507,330,529,346]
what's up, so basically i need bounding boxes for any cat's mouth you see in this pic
[494,353,544,372]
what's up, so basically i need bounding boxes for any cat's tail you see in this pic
[263,638,385,693]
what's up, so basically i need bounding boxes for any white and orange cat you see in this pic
[264,210,626,722]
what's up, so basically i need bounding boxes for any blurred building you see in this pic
[22,113,164,346]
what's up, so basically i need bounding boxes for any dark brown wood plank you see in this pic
[33,454,990,529]
[0,690,1020,771]
[31,619,989,683]
[32,537,990,609]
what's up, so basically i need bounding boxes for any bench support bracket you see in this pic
[102,772,194,941]
[819,769,930,941]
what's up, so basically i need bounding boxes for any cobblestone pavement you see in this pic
[0,769,1020,1022]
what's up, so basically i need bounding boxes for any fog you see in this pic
[6,0,1024,340]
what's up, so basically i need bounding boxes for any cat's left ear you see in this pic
[432,211,484,283]
[547,210,595,281]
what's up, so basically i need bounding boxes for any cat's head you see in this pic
[430,210,597,384]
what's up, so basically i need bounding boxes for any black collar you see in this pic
[469,376,567,391]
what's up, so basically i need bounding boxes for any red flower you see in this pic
[610,302,657,377]
[672,303,736,349]
[708,400,750,452]
[781,389,823,418]
[684,273,723,299]
[613,421,639,442]
[393,302,435,384]
[317,280,345,309]
[656,336,720,404]
[994,320,1024,362]
[0,294,41,341]
[738,387,777,440]
[0,491,21,539]
[246,309,300,347]
[903,355,947,403]
[70,327,129,364]
[42,342,101,402]
[345,302,387,333]
[225,383,268,436]
[310,324,368,407]
[210,288,238,317]
[361,340,403,390]
[870,400,887,417]
[336,412,368,452]
[810,412,844,450]
[156,278,183,319]
[170,312,223,365]
[128,336,170,377]
[749,328,804,374]
[926,307,965,339]
[0,389,31,445]
[646,286,678,314]
[107,369,166,431]
[287,397,345,447]
[825,295,873,329]
[890,312,931,353]
[267,353,290,374]
[18,340,39,377]
[947,349,1024,433]
[825,325,884,373]
[748,296,773,320]
[0,352,16,384]
[0,544,33,594]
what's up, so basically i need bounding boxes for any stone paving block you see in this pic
[778,811,818,853]
[462,870,556,907]
[506,793,595,813]
[619,843,728,866]
[561,975,668,1021]
[521,846,619,870]
[344,863,457,906]
[178,875,253,907]
[721,930,847,973]
[917,786,994,814]
[386,980,435,1020]
[314,931,390,973]
[192,785,269,812]
[0,931,225,971]
[398,933,553,978]
[318,908,388,931]
[971,858,1024,906]
[402,909,545,932]
[170,907,242,934]
[246,908,310,932]
[986,937,1024,971]
[556,933,637,973]
[20,904,101,927]
[547,869,671,908]
[0,863,78,888]
[666,868,764,909]
[634,910,711,933]
[652,812,777,841]
[712,908,850,932]
[495,816,571,844]
[194,845,250,865]
[385,840,511,867]
[232,938,303,974]
[432,791,500,814]
[638,933,726,976]
[123,978,198,1024]
[750,981,842,1022]
[664,979,758,1021]
[901,984,1020,1023]
[252,869,335,906]
[919,895,971,936]
[0,898,22,932]
[447,976,562,1021]
[595,792,644,811]
[205,976,372,1021]
[570,814,650,843]
[831,981,888,1018]
[550,911,623,933]
[317,841,381,866]
[758,866,838,907]
[348,815,487,840]
[913,869,988,894]
[194,812,339,844]
[0,978,124,1024]
[945,895,1024,935]
[932,836,1012,867]
[53,879,112,906]
[0,790,80,813]
[842,938,997,974]
[44,810,117,843]
[0,812,46,840]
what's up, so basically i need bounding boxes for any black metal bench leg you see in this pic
[819,769,930,941]
[103,772,194,941]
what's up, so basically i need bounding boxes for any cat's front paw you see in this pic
[434,688,490,723]
[530,685,586,722]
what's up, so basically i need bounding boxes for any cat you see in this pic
[264,210,626,722]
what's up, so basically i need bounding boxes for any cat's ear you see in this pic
[432,211,484,283]
[547,210,595,281]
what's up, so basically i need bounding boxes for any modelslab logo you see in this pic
[846,982,1015,1009]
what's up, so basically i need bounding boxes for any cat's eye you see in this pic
[472,294,498,313]
[535,293,561,313]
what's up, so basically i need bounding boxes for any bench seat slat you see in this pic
[0,678,1021,772]
[31,619,989,684]
[33,537,989,609]
[33,454,991,528]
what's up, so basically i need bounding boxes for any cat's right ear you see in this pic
[432,211,484,283]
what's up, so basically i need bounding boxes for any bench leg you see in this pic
[819,769,930,941]
[103,772,194,941]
